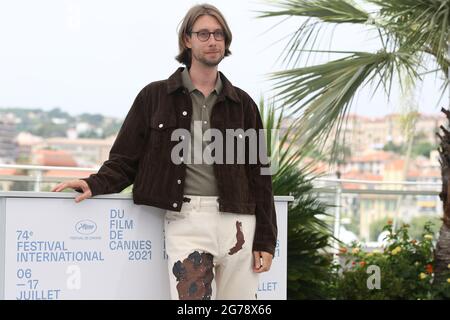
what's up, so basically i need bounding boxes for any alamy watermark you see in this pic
[367,265,381,290]
[169,121,280,175]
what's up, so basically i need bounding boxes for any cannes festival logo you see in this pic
[75,220,97,235]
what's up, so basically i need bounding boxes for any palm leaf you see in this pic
[270,49,419,157]
[259,0,449,161]
[258,0,370,23]
[257,0,373,69]
[368,0,450,75]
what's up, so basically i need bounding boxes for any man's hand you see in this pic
[51,179,92,203]
[252,251,273,273]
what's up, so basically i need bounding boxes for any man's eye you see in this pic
[199,31,209,37]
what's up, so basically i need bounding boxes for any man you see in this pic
[52,3,277,300]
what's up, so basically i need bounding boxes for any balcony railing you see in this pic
[0,163,99,192]
[312,177,442,257]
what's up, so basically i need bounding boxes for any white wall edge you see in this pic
[0,191,294,202]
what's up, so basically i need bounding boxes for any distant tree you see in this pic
[79,113,104,126]
[35,123,66,137]
[48,107,70,119]
[412,141,436,158]
[383,141,403,154]
[103,121,123,138]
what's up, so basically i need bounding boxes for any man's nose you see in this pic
[207,35,218,45]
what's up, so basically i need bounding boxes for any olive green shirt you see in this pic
[181,67,223,196]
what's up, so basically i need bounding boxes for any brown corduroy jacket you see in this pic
[81,67,277,255]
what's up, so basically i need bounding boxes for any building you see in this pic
[32,149,78,167]
[0,114,18,163]
[344,151,397,175]
[15,132,43,162]
[320,113,445,157]
[35,136,116,167]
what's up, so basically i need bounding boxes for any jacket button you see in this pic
[182,111,187,116]
[172,203,178,208]
[158,123,164,128]
[177,179,181,184]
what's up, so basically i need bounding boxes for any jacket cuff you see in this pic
[252,241,275,256]
[252,222,277,256]
[80,176,102,197]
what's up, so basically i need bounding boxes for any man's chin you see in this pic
[200,57,223,67]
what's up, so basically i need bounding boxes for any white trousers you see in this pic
[164,195,259,300]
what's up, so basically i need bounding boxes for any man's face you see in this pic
[185,15,225,67]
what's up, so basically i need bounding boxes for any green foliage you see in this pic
[412,141,436,158]
[383,140,436,157]
[405,216,442,240]
[369,217,393,242]
[35,123,67,137]
[261,99,335,299]
[369,216,442,241]
[334,222,450,299]
[383,141,403,154]
[48,107,71,119]
[275,167,336,299]
[103,120,123,138]
[79,113,104,126]
[258,0,369,23]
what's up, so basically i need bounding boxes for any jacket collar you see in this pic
[167,67,240,103]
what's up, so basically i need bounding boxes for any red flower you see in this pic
[426,264,433,274]
[360,261,366,267]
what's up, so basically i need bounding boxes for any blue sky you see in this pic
[0,0,447,119]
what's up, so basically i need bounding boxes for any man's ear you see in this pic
[184,34,192,49]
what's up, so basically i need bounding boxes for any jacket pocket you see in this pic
[149,116,178,152]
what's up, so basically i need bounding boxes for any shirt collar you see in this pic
[167,67,239,103]
[181,67,223,95]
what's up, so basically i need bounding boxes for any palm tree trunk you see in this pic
[435,224,450,283]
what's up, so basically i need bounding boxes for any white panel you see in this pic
[1,195,288,300]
